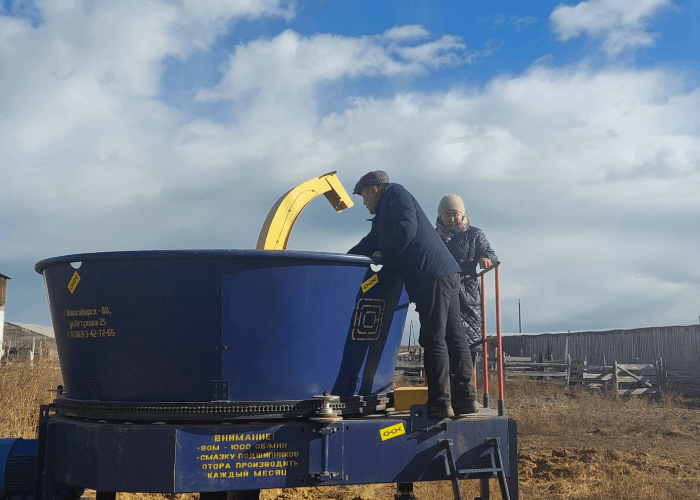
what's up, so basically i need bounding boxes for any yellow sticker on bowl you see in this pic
[67,271,81,294]
[361,273,379,293]
[379,422,405,441]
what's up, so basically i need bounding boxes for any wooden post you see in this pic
[656,358,666,395]
[406,320,412,354]
[613,361,619,399]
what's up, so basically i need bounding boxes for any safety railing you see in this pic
[478,262,505,416]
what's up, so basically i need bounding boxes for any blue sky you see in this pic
[1,0,699,340]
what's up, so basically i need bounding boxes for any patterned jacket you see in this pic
[444,226,498,345]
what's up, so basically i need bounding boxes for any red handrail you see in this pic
[480,272,489,408]
[495,266,505,415]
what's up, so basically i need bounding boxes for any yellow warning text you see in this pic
[215,433,275,442]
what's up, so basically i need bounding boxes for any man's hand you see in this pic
[479,257,493,269]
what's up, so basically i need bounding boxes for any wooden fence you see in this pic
[500,324,700,367]
[500,355,665,395]
[499,356,570,387]
[663,356,700,397]
[394,352,667,396]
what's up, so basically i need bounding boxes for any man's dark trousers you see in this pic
[415,272,476,413]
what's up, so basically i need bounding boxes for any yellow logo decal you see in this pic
[380,422,405,441]
[361,273,379,293]
[351,298,385,341]
[67,271,81,294]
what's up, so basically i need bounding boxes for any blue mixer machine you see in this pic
[0,174,518,500]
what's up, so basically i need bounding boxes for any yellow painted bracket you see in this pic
[256,171,354,250]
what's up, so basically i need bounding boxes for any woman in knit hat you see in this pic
[436,194,498,351]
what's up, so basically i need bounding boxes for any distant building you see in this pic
[2,322,57,363]
[0,273,9,353]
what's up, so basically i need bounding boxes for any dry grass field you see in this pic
[2,360,699,500]
[0,358,62,438]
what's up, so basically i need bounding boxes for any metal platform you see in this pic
[32,404,517,499]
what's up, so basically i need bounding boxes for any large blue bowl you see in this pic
[35,250,408,403]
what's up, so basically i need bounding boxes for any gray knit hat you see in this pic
[353,170,390,195]
[437,194,465,216]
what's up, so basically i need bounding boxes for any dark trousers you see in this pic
[414,272,476,410]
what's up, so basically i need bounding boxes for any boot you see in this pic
[453,400,480,417]
[450,349,477,414]
[424,355,454,419]
[428,406,455,419]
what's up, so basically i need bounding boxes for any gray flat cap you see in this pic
[353,170,390,194]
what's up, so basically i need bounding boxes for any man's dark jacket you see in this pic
[348,183,460,299]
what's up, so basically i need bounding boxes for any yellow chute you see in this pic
[256,171,354,250]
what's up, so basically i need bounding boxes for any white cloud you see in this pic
[396,35,468,68]
[511,16,538,30]
[308,65,700,211]
[0,0,293,216]
[382,25,430,41]
[195,27,476,103]
[550,0,671,55]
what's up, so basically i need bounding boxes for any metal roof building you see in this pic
[1,272,58,363]
[3,322,55,342]
[2,322,57,363]
[0,272,9,355]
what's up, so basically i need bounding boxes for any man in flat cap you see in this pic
[348,171,478,419]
